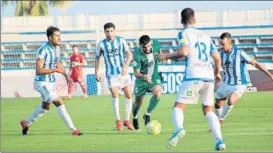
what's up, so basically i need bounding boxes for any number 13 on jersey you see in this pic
[195,42,208,62]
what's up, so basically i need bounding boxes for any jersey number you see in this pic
[195,42,208,62]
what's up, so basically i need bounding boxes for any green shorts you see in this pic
[134,78,162,97]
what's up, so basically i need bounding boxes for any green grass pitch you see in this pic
[1,92,273,152]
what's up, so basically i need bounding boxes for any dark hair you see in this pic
[72,45,78,48]
[104,22,115,30]
[181,8,195,24]
[139,35,150,45]
[46,26,60,39]
[220,32,232,39]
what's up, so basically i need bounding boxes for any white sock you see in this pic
[124,98,132,121]
[26,104,47,125]
[205,111,223,142]
[172,107,184,131]
[57,104,76,132]
[215,108,223,118]
[112,97,121,120]
[145,112,151,116]
[220,104,234,120]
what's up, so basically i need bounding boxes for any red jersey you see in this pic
[70,53,84,79]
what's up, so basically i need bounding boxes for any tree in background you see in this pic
[1,0,74,16]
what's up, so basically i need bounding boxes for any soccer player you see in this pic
[214,32,273,123]
[132,35,162,130]
[158,8,226,150]
[20,26,83,136]
[64,45,88,100]
[95,22,134,131]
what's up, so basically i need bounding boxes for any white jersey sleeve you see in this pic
[36,46,47,60]
[120,37,130,53]
[178,31,190,47]
[240,50,252,64]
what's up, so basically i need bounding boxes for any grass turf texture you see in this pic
[1,92,273,152]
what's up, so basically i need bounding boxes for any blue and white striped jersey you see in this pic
[220,46,252,85]
[96,36,130,78]
[178,27,216,82]
[34,42,60,82]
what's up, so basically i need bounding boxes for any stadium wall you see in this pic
[2,65,273,98]
[2,8,273,32]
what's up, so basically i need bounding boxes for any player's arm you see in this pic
[121,38,132,75]
[95,44,102,82]
[36,49,62,75]
[211,41,222,85]
[133,53,151,83]
[158,32,189,61]
[57,61,72,84]
[242,51,273,79]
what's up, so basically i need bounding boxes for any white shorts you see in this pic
[176,81,214,106]
[107,74,132,90]
[215,83,247,99]
[34,81,58,102]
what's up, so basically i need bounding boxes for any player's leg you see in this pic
[214,83,229,123]
[220,85,246,121]
[214,98,226,119]
[77,77,88,100]
[52,98,82,136]
[64,77,74,100]
[110,86,123,131]
[132,96,144,129]
[122,85,134,130]
[167,81,198,148]
[132,80,148,129]
[21,102,50,135]
[144,84,162,125]
[201,82,225,150]
[20,82,51,135]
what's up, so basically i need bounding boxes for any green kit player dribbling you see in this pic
[132,35,163,130]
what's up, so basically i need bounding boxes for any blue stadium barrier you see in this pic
[86,74,98,95]
[2,25,273,35]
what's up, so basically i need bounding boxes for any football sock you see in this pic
[205,111,223,143]
[79,81,87,95]
[147,96,160,114]
[215,108,223,118]
[172,107,184,131]
[132,103,140,119]
[124,98,132,121]
[26,104,47,125]
[220,104,234,120]
[112,97,121,120]
[57,104,76,131]
[67,82,73,97]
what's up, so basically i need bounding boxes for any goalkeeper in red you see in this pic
[132,35,162,130]
[64,45,88,100]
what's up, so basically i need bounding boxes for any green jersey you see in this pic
[133,39,161,81]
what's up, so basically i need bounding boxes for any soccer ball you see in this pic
[71,61,77,67]
[146,120,161,135]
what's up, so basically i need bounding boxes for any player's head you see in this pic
[46,26,61,46]
[104,22,115,40]
[72,45,79,54]
[180,8,196,27]
[139,35,152,54]
[219,32,232,52]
